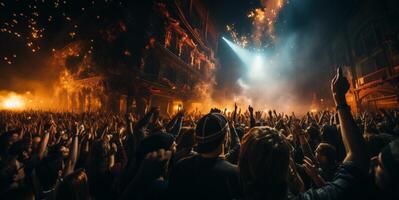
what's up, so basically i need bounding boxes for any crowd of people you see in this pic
[0,68,398,200]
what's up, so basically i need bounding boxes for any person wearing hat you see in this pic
[168,112,242,200]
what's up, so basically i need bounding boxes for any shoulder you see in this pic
[296,162,371,200]
[171,154,199,175]
[174,154,198,166]
[214,157,239,176]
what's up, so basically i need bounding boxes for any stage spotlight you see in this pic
[222,37,252,65]
[249,55,265,79]
[222,37,267,80]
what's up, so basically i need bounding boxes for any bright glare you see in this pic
[222,37,266,80]
[250,55,265,79]
[310,108,318,113]
[2,94,25,110]
[222,37,253,65]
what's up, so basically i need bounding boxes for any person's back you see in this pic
[169,154,240,199]
[168,112,241,200]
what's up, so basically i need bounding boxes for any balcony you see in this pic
[356,67,388,90]
[394,65,399,76]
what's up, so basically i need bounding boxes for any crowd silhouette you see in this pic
[1,68,398,200]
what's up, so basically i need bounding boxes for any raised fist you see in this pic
[248,105,254,114]
[331,67,350,105]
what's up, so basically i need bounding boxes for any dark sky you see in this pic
[0,0,354,104]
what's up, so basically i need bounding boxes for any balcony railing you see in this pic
[357,67,388,88]
[394,65,399,76]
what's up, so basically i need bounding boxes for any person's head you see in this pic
[8,139,32,163]
[48,144,70,159]
[88,140,110,173]
[364,133,394,157]
[239,126,290,200]
[195,113,229,156]
[306,126,321,151]
[364,123,379,135]
[315,143,337,167]
[136,132,175,164]
[370,140,399,193]
[376,122,389,134]
[0,130,20,157]
[0,156,25,192]
[321,125,339,145]
[55,169,90,200]
[176,127,195,151]
[135,132,175,177]
[235,126,245,140]
[36,155,64,191]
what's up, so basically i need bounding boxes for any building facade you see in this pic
[328,0,399,112]
[53,0,219,115]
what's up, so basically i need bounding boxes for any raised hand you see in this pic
[248,105,254,114]
[302,156,318,178]
[210,108,222,113]
[110,143,118,155]
[331,66,368,171]
[331,67,350,106]
[289,157,305,192]
[302,156,325,187]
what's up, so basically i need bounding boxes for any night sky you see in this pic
[0,0,354,107]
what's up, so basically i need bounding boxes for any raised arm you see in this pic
[225,122,240,164]
[232,103,238,124]
[133,108,155,142]
[169,112,183,136]
[64,124,80,176]
[292,123,316,163]
[37,124,50,160]
[248,105,255,128]
[331,67,368,171]
[134,110,154,132]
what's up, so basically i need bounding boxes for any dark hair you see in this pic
[135,132,174,167]
[364,133,394,157]
[55,169,90,200]
[176,128,195,150]
[321,125,346,162]
[88,140,110,174]
[0,157,18,193]
[321,125,339,144]
[306,126,321,151]
[3,185,34,200]
[195,113,228,153]
[380,139,399,181]
[0,131,17,158]
[316,143,337,165]
[239,126,290,200]
[36,155,64,190]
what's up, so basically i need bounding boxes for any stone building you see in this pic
[328,0,399,112]
[54,0,219,115]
